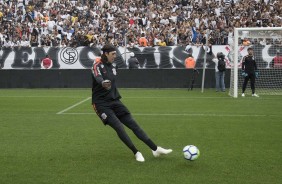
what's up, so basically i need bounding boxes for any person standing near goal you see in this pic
[213,52,226,92]
[241,48,259,97]
[91,44,172,162]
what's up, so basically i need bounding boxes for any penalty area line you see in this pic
[56,97,91,115]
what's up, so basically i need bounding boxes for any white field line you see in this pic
[0,96,87,98]
[0,96,280,100]
[56,97,91,115]
[119,96,279,99]
[59,112,275,117]
[0,96,226,99]
[125,97,232,99]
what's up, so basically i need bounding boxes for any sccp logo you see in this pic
[60,47,78,65]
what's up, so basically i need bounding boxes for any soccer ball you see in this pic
[183,145,200,161]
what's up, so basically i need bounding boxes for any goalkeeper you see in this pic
[241,47,259,97]
[91,44,172,162]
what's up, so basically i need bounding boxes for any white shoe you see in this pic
[152,146,173,157]
[241,93,245,97]
[252,93,259,97]
[135,152,145,162]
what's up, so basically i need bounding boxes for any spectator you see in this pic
[128,52,139,69]
[138,33,148,47]
[213,52,226,92]
[20,36,30,47]
[158,37,167,47]
[3,37,13,48]
[185,54,196,69]
[242,38,251,46]
[0,0,280,49]
[271,51,282,68]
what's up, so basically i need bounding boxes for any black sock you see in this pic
[132,149,138,155]
[146,139,157,151]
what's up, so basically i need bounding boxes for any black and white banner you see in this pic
[0,45,280,69]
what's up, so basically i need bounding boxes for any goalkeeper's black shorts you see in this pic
[92,100,130,125]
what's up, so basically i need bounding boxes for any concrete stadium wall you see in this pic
[0,69,231,89]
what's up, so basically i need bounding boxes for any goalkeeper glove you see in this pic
[241,71,248,77]
[255,71,259,79]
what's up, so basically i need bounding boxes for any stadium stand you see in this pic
[0,0,281,48]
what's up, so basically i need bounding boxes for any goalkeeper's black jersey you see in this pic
[91,59,121,104]
[242,55,257,73]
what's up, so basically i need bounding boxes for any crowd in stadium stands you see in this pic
[0,0,281,48]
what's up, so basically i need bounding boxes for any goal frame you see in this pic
[232,27,282,98]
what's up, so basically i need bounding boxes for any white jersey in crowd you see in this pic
[224,0,231,6]
[20,40,30,47]
[0,33,4,42]
[169,15,177,23]
[47,20,56,32]
[227,31,234,45]
[195,18,200,28]
[61,31,73,40]
[17,0,24,7]
[3,40,14,47]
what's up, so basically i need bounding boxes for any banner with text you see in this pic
[0,45,280,69]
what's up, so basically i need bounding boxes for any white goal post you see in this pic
[229,27,282,98]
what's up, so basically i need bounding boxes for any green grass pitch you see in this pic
[0,89,281,184]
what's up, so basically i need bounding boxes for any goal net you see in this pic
[229,27,282,98]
